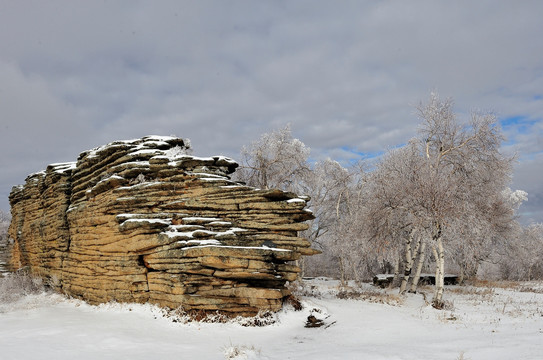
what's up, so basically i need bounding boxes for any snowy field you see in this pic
[1,278,542,360]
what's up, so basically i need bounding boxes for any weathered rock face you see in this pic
[7,136,316,315]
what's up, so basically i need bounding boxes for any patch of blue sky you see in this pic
[500,115,538,135]
[340,146,384,160]
[339,147,387,171]
[308,147,385,168]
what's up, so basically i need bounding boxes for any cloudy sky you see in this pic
[1,1,542,223]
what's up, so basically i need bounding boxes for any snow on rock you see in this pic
[287,198,306,204]
[208,221,233,226]
[6,135,317,317]
[177,239,222,246]
[49,162,77,174]
[122,218,172,226]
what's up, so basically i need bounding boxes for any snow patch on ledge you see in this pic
[96,175,125,185]
[177,239,222,246]
[180,245,292,252]
[116,213,173,220]
[162,231,196,239]
[208,221,233,226]
[220,185,244,189]
[199,177,228,182]
[191,173,226,178]
[121,218,172,226]
[287,198,306,203]
[117,181,163,190]
[49,162,77,174]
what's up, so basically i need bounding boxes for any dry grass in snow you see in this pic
[1,275,543,359]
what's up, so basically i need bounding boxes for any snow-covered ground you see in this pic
[1,278,542,360]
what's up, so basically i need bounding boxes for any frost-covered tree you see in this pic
[365,93,516,307]
[234,97,522,296]
[364,141,430,293]
[498,223,543,280]
[234,125,311,193]
[235,126,371,280]
[446,187,524,282]
[418,93,515,306]
[302,159,352,247]
[0,210,10,242]
[325,164,369,285]
[299,159,353,277]
[0,210,11,271]
[488,189,543,280]
[501,188,528,212]
[235,126,322,276]
[418,93,514,305]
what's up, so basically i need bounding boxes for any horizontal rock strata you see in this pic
[8,136,317,315]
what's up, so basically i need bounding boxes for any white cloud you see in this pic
[0,1,542,223]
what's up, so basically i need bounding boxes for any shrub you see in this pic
[0,270,47,303]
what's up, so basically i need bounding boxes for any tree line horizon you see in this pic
[233,92,541,308]
[1,93,541,309]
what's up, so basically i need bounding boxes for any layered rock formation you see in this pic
[7,136,316,315]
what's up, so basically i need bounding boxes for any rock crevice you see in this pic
[7,136,317,315]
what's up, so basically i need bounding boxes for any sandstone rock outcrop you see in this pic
[7,136,317,315]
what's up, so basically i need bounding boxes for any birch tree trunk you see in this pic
[339,256,347,288]
[409,239,427,293]
[349,258,362,287]
[393,256,400,286]
[400,229,417,294]
[433,233,446,308]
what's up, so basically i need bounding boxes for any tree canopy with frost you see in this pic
[0,210,11,246]
[236,94,535,301]
[367,93,516,307]
[234,125,311,193]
